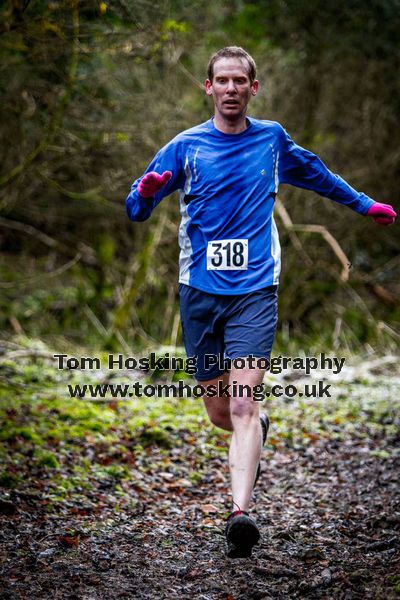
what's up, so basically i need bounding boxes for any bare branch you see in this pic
[0,253,81,288]
[177,61,204,90]
[275,198,313,267]
[0,216,59,248]
[291,224,350,281]
[275,200,351,282]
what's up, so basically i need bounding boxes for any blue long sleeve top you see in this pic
[126,117,374,294]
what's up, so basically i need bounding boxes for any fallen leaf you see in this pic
[200,504,218,514]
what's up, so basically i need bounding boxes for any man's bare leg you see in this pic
[201,372,233,431]
[228,366,265,512]
[201,368,265,510]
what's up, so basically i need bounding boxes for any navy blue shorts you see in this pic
[179,284,278,381]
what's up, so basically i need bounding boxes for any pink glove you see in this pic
[137,171,172,198]
[367,202,397,225]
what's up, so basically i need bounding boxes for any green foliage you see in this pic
[35,450,60,468]
[0,0,398,349]
[136,427,174,449]
[0,471,21,488]
[0,343,398,509]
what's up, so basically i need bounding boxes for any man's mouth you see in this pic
[223,100,240,106]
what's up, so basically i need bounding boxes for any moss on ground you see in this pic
[1,339,399,509]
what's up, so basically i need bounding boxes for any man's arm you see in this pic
[277,125,396,223]
[126,139,183,222]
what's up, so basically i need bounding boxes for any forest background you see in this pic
[1,0,399,355]
[1,3,399,597]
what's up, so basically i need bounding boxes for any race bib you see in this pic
[206,239,248,270]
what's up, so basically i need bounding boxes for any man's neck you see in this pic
[213,113,248,134]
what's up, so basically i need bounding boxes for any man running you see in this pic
[125,46,396,558]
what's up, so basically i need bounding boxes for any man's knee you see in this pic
[203,388,231,430]
[230,397,258,420]
[208,408,230,429]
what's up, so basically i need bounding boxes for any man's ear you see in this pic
[251,79,259,96]
[204,79,213,96]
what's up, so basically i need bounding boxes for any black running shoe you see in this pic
[225,510,260,558]
[254,413,269,488]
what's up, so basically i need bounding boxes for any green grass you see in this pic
[0,338,398,508]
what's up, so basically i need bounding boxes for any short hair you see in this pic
[207,46,257,83]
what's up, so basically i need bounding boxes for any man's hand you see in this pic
[367,202,397,225]
[138,171,172,198]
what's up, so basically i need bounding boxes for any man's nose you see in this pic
[226,79,237,93]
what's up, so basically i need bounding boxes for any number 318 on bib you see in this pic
[206,239,248,270]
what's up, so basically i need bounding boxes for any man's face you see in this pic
[205,57,259,121]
